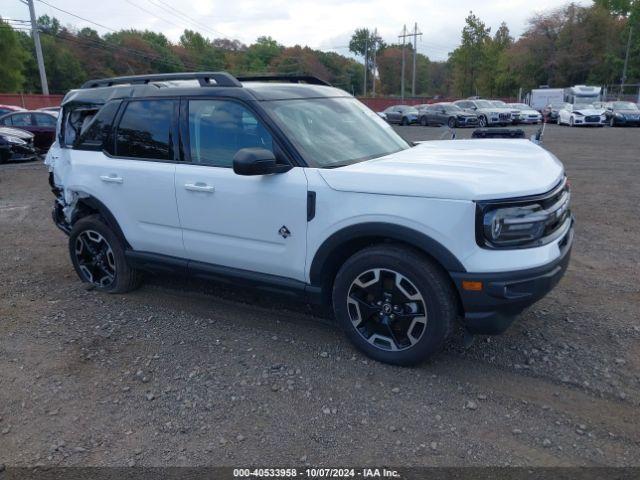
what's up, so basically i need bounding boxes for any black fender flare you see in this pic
[309,222,466,288]
[74,195,131,249]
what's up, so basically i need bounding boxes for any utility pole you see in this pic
[27,0,49,95]
[372,28,377,97]
[411,22,422,97]
[363,31,368,97]
[621,26,633,96]
[399,24,422,99]
[399,25,407,101]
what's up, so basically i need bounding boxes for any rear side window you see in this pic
[75,101,121,150]
[115,100,174,160]
[187,99,273,168]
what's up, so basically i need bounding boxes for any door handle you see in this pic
[100,174,123,183]
[184,182,215,193]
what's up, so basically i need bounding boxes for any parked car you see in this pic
[0,110,58,151]
[542,102,571,122]
[47,72,573,366]
[453,99,513,127]
[382,105,419,125]
[507,103,542,124]
[603,101,640,127]
[489,100,522,123]
[0,104,26,117]
[0,126,37,164]
[418,103,479,128]
[557,104,605,127]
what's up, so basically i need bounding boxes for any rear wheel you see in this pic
[69,215,141,293]
[401,117,409,126]
[332,245,457,366]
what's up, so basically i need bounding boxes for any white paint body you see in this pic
[558,105,606,127]
[47,135,568,280]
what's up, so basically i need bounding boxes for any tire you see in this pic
[569,116,575,127]
[332,244,457,366]
[447,117,457,128]
[68,214,142,294]
[420,116,427,126]
[557,116,561,126]
[609,117,615,127]
[0,151,8,164]
[478,115,488,128]
[400,117,409,126]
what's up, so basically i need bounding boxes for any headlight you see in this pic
[0,135,27,145]
[483,205,547,246]
[477,180,571,248]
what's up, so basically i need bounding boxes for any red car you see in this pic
[0,104,26,117]
[0,110,57,152]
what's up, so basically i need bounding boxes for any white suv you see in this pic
[454,99,514,127]
[46,72,574,366]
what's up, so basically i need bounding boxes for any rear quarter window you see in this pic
[74,101,122,151]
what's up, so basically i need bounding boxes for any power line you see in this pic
[146,0,227,39]
[124,0,185,30]
[35,0,117,32]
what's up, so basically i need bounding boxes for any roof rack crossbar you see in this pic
[80,72,242,89]
[236,74,331,86]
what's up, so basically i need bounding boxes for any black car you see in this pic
[382,105,419,125]
[604,101,640,127]
[0,126,37,163]
[418,103,479,128]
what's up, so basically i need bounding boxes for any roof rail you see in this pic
[80,72,242,89]
[236,74,331,86]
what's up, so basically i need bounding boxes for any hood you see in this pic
[318,139,564,201]
[573,108,604,116]
[0,126,34,140]
[614,109,640,115]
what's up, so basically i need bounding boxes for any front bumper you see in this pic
[0,143,37,162]
[450,222,574,335]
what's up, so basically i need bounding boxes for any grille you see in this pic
[585,115,600,123]
[498,113,511,120]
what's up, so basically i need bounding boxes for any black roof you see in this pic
[62,71,348,106]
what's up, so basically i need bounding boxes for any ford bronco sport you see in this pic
[46,72,573,366]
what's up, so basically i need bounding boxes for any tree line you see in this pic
[0,0,638,98]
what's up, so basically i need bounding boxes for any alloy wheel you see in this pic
[74,230,116,287]
[346,268,427,352]
[479,116,487,127]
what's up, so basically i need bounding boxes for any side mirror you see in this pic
[233,148,291,176]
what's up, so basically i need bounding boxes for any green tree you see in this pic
[0,18,29,92]
[449,11,491,96]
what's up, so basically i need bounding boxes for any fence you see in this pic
[0,94,64,109]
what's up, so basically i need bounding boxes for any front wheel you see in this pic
[332,245,457,366]
[400,117,409,126]
[69,215,142,293]
[420,116,427,126]
[609,117,615,127]
[478,116,488,128]
[447,117,457,128]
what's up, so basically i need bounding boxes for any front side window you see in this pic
[262,97,410,168]
[9,114,33,126]
[115,100,174,160]
[188,99,273,168]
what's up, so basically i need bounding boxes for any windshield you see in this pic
[444,105,463,112]
[510,104,530,109]
[401,107,419,114]
[262,97,410,168]
[491,100,507,107]
[575,104,596,110]
[613,102,638,110]
[475,100,494,108]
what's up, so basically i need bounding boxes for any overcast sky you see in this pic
[4,0,591,61]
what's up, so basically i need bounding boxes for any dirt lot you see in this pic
[1,124,639,468]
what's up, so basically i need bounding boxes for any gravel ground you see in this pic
[0,124,639,468]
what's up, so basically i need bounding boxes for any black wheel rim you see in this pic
[448,118,456,128]
[480,117,486,127]
[74,230,116,287]
[346,268,427,352]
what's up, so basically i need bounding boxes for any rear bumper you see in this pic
[450,223,574,335]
